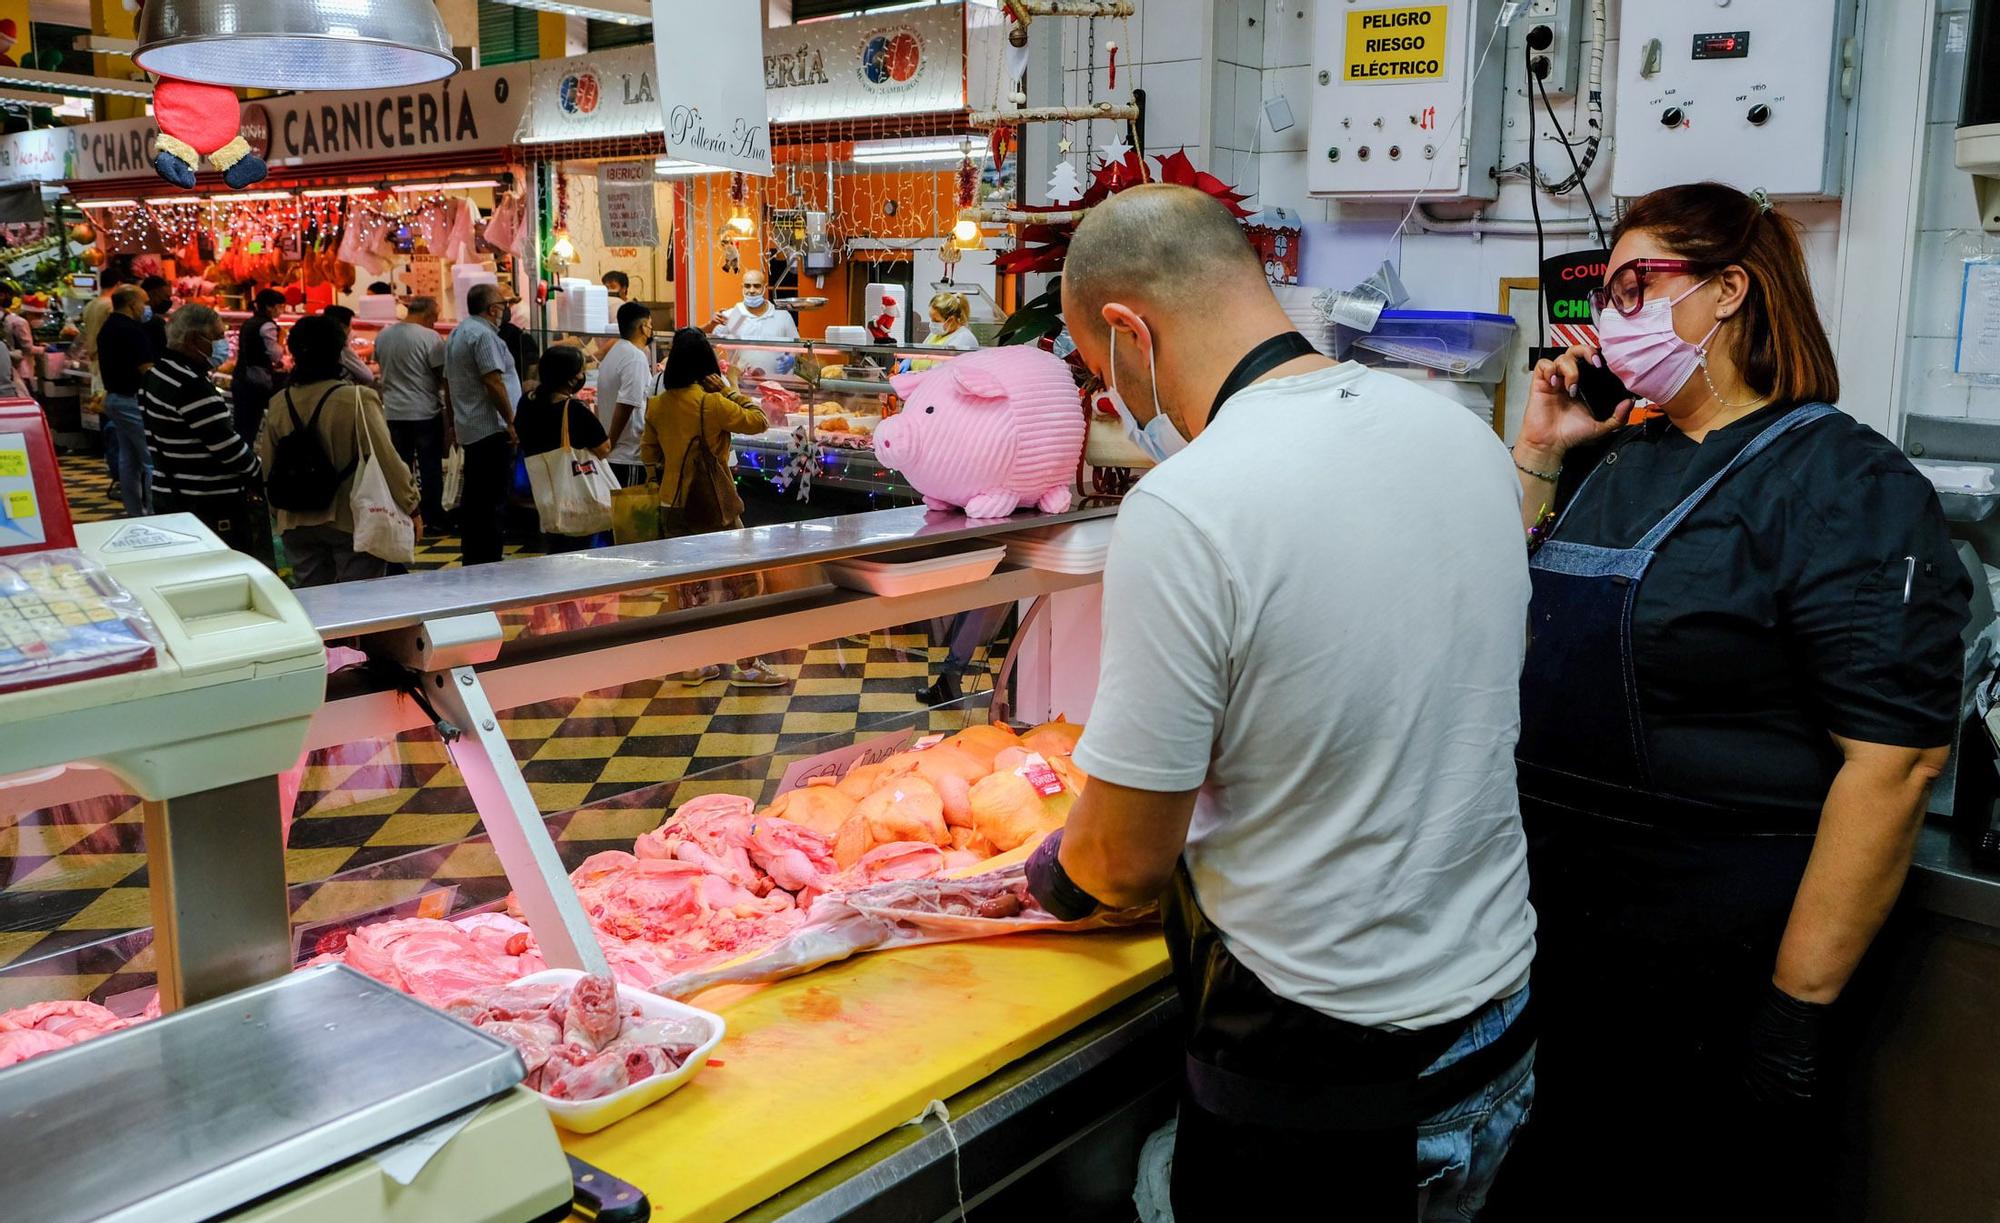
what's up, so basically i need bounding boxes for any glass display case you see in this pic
[710,336,972,501]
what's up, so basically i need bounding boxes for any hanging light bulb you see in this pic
[952,208,984,251]
[727,209,757,237]
[135,0,458,91]
[551,227,577,263]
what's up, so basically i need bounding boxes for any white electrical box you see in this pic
[1309,0,1506,201]
[1611,0,1860,200]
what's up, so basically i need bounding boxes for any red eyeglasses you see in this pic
[1587,258,1708,320]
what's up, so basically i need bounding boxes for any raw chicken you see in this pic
[1049,753,1089,795]
[944,724,1025,768]
[545,1048,632,1100]
[850,777,950,851]
[0,1028,72,1067]
[833,758,906,802]
[481,1017,563,1074]
[895,746,987,828]
[969,770,1071,853]
[744,816,838,896]
[562,973,623,1052]
[836,841,947,888]
[950,826,998,859]
[1022,719,1085,758]
[762,779,856,837]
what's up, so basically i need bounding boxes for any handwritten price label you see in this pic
[773,727,917,797]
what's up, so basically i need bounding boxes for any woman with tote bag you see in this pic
[256,316,418,586]
[518,346,616,553]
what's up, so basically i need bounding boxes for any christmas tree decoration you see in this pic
[1106,40,1119,89]
[1046,160,1084,205]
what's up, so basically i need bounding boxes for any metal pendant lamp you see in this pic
[133,0,460,92]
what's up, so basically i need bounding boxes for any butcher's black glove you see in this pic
[1026,829,1103,921]
[1743,980,1832,1105]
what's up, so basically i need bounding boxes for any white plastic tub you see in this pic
[510,969,726,1134]
[825,544,1006,597]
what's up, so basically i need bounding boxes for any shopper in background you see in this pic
[497,289,540,386]
[97,285,157,517]
[0,285,42,388]
[142,304,265,559]
[375,295,450,532]
[444,283,523,567]
[80,265,127,489]
[705,268,797,343]
[233,288,288,443]
[367,281,394,296]
[642,327,781,689]
[602,270,630,301]
[320,305,377,388]
[517,345,611,555]
[595,300,654,488]
[77,263,125,370]
[1490,182,1970,1219]
[1034,185,1537,1220]
[257,316,415,586]
[140,276,172,356]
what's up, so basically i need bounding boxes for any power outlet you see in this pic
[1524,0,1581,97]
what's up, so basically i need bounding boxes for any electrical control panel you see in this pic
[1525,0,1582,98]
[1309,0,1506,201]
[1610,0,1860,200]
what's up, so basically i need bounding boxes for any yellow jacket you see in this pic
[640,383,767,507]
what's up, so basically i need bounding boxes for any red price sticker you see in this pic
[1018,752,1066,797]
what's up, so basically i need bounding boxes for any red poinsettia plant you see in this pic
[996,148,1252,347]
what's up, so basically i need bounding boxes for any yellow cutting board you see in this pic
[560,930,1171,1222]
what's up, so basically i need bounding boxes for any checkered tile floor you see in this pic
[0,457,1003,1010]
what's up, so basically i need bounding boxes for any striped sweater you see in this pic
[141,350,260,500]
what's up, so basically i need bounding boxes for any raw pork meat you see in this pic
[344,919,519,1007]
[0,1028,73,1067]
[0,1000,128,1042]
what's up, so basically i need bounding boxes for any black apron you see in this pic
[1499,402,1839,1216]
[1165,336,1535,1220]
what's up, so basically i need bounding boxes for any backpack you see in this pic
[668,392,743,534]
[265,385,355,513]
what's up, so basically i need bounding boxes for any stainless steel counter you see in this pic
[294,505,1113,638]
[1908,823,2000,936]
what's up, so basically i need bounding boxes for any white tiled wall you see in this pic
[1901,0,2000,422]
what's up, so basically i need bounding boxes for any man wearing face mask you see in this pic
[706,269,798,344]
[1488,183,1968,1218]
[1028,184,1539,1218]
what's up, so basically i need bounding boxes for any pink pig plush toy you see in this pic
[878,346,1086,518]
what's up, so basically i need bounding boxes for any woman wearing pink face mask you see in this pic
[1491,182,1970,1216]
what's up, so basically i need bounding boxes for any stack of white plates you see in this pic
[1003,519,1115,574]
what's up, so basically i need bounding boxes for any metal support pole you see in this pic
[144,775,291,1012]
[422,664,611,977]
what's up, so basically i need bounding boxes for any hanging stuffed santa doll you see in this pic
[126,0,268,190]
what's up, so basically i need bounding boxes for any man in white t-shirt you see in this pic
[596,300,655,487]
[1031,185,1538,1220]
[706,268,798,342]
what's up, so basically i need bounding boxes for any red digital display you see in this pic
[1692,30,1751,60]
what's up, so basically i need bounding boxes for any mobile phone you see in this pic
[1573,351,1633,421]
